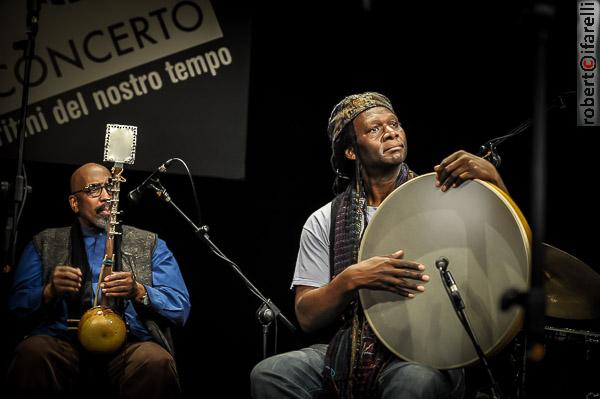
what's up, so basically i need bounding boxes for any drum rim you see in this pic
[358,172,531,369]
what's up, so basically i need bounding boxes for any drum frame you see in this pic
[358,173,531,369]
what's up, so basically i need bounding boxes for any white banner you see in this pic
[0,0,222,114]
[0,0,250,179]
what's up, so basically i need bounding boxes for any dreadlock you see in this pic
[331,123,364,194]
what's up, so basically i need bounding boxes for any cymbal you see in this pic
[543,243,600,320]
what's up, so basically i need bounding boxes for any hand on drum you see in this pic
[101,271,140,299]
[350,250,429,298]
[434,150,506,192]
[44,265,82,302]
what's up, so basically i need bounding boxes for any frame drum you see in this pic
[359,173,530,369]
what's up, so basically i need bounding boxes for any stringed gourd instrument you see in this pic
[77,124,137,354]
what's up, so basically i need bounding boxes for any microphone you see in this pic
[436,256,464,310]
[443,268,459,294]
[128,159,173,203]
[435,256,449,271]
[478,142,502,167]
[435,257,457,291]
[26,0,41,32]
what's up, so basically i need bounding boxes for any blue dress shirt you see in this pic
[8,227,191,341]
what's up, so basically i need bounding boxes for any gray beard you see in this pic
[94,216,109,231]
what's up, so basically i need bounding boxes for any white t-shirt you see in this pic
[291,202,377,289]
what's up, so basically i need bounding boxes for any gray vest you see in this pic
[33,225,156,287]
[32,225,176,355]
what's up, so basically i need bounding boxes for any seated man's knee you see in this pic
[380,362,460,398]
[7,335,78,395]
[251,351,313,388]
[251,347,325,392]
[118,342,180,398]
[254,349,318,376]
[398,363,443,384]
[11,336,59,366]
[251,352,323,399]
[137,344,177,373]
[251,355,285,384]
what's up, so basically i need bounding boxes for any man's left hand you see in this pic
[101,271,140,299]
[434,150,507,192]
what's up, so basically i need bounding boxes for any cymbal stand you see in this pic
[146,181,297,358]
[435,257,504,399]
[510,331,527,399]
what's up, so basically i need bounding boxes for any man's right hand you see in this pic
[345,250,429,298]
[43,265,82,303]
[294,250,430,333]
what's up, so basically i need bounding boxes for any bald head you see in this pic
[70,163,110,193]
[68,163,111,230]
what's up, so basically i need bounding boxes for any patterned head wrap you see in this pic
[327,92,395,144]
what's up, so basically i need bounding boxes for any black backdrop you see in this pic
[1,1,598,398]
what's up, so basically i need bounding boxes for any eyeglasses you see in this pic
[71,182,113,198]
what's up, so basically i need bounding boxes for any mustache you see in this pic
[95,204,109,214]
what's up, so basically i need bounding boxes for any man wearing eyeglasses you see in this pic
[6,163,191,399]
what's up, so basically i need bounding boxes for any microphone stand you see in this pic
[146,180,297,358]
[497,4,555,397]
[2,0,40,265]
[477,90,570,168]
[436,257,503,399]
[2,0,40,269]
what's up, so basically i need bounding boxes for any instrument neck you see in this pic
[99,164,123,307]
[99,237,114,307]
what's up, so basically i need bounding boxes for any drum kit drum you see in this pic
[358,173,600,396]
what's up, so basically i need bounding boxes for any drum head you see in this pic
[359,173,530,369]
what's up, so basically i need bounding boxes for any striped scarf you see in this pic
[321,163,415,398]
